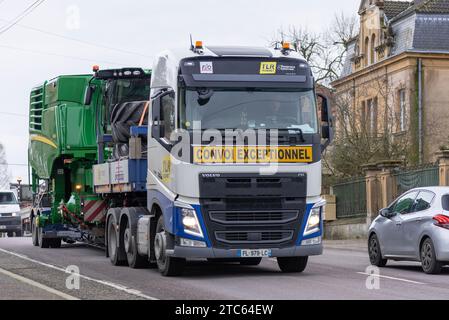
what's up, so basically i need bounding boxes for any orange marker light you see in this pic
[195,41,203,49]
[93,65,100,72]
[282,42,291,50]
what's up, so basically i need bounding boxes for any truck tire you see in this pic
[38,227,51,248]
[154,215,185,276]
[107,217,126,266]
[7,232,14,237]
[124,219,148,268]
[15,230,22,237]
[31,217,38,246]
[277,256,308,273]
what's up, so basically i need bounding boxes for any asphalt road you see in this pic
[0,237,448,300]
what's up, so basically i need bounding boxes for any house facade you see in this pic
[332,0,449,165]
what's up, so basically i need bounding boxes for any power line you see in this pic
[0,111,27,117]
[0,44,126,65]
[0,0,47,36]
[0,18,153,59]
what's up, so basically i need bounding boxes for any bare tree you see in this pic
[0,143,10,189]
[270,12,358,85]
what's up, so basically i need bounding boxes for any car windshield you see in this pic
[0,192,18,205]
[180,89,318,133]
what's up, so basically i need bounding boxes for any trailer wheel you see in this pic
[154,215,185,276]
[31,217,38,246]
[124,219,148,268]
[277,256,308,273]
[107,217,126,266]
[37,227,50,248]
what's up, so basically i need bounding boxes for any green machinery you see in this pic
[28,68,151,247]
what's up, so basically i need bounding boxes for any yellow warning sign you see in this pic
[260,62,277,74]
[193,146,313,164]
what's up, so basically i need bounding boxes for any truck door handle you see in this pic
[395,221,402,226]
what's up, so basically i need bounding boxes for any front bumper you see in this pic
[168,243,323,259]
[0,217,22,233]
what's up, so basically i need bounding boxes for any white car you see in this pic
[368,187,449,274]
[0,190,22,237]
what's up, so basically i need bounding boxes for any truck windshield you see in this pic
[180,89,318,133]
[0,192,18,205]
[107,78,151,105]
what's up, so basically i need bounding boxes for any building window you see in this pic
[371,34,376,64]
[365,37,370,66]
[367,97,377,135]
[398,89,406,132]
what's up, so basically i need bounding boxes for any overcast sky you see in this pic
[0,0,360,184]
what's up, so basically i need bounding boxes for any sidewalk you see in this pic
[323,239,368,252]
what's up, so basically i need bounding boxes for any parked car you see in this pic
[368,187,449,274]
[0,190,22,237]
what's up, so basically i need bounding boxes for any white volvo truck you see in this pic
[95,42,333,276]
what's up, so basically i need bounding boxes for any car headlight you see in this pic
[304,206,322,236]
[180,207,203,238]
[12,212,19,217]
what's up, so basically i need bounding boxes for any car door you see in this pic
[399,190,435,258]
[383,191,419,256]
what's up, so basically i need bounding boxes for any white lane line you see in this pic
[0,267,79,300]
[357,272,427,285]
[0,248,158,300]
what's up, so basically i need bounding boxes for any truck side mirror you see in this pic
[317,93,333,149]
[151,90,174,139]
[84,85,96,105]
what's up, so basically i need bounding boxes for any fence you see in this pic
[332,176,367,218]
[392,164,439,196]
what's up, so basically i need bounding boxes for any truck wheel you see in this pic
[124,219,148,268]
[421,238,443,274]
[239,258,262,266]
[7,232,14,238]
[38,227,50,248]
[154,215,185,276]
[31,217,38,246]
[369,234,387,267]
[277,256,308,273]
[15,230,22,237]
[107,217,126,266]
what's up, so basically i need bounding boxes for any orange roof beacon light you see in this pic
[195,41,203,49]
[92,65,100,73]
[281,41,292,55]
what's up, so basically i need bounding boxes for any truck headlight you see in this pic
[181,207,203,238]
[304,206,322,236]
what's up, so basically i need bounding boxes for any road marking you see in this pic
[0,267,79,300]
[357,272,426,285]
[0,248,158,300]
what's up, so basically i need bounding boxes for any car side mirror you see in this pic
[379,208,396,218]
[84,85,96,105]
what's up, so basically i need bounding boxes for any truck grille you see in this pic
[215,230,294,244]
[199,173,307,249]
[209,210,299,225]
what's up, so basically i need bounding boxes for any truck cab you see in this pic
[141,43,332,275]
[0,190,22,237]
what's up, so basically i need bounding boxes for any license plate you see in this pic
[0,226,6,230]
[238,249,272,258]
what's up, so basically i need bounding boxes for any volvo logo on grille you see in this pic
[201,173,221,178]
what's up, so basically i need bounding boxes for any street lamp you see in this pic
[16,177,22,203]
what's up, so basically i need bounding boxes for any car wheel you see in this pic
[15,230,22,237]
[154,215,185,276]
[368,234,387,267]
[420,238,442,274]
[277,256,308,273]
[7,232,14,238]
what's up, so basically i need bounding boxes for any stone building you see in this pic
[331,0,449,165]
